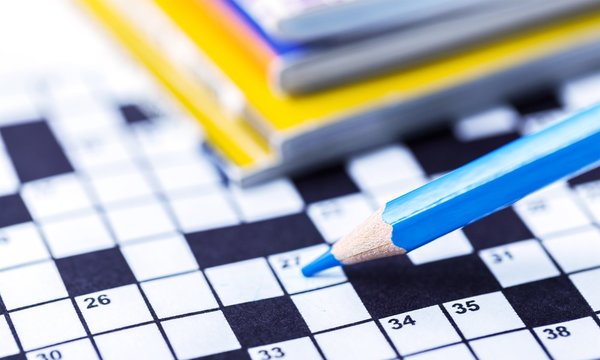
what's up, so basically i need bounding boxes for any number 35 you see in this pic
[452,300,480,314]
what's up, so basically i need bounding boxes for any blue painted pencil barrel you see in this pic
[384,104,600,252]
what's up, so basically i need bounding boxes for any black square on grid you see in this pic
[292,164,359,204]
[346,255,500,319]
[223,297,310,348]
[186,213,323,268]
[0,296,6,314]
[198,350,250,360]
[510,87,563,115]
[406,128,520,175]
[0,194,31,228]
[463,207,534,250]
[56,248,135,296]
[0,354,26,360]
[1,120,73,182]
[503,277,592,327]
[118,103,157,125]
[568,166,600,187]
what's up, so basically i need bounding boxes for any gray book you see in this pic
[267,0,600,94]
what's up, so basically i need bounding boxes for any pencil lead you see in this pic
[301,248,341,277]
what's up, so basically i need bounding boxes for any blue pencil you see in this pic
[302,103,600,277]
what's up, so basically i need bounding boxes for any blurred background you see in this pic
[1,2,600,360]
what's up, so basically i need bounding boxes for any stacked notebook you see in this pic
[79,0,600,185]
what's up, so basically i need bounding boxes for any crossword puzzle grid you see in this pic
[1,69,600,360]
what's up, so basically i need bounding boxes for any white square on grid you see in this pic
[121,233,198,281]
[88,167,155,206]
[544,227,600,273]
[205,258,283,306]
[470,330,547,360]
[315,322,396,360]
[307,194,374,243]
[0,87,39,126]
[11,299,86,351]
[454,106,519,142]
[0,260,68,310]
[408,230,473,265]
[248,337,321,360]
[406,344,474,360]
[291,283,370,333]
[0,315,19,358]
[443,291,524,339]
[479,239,559,287]
[151,154,221,194]
[368,177,426,207]
[560,72,600,110]
[168,190,239,233]
[26,339,98,360]
[570,268,600,311]
[95,324,173,360]
[347,145,424,191]
[101,64,155,99]
[525,181,568,196]
[0,222,49,270]
[513,187,591,238]
[53,104,119,138]
[105,198,176,243]
[133,117,202,157]
[135,125,202,163]
[21,174,94,220]
[141,271,218,319]
[520,110,569,135]
[268,244,346,294]
[65,132,137,172]
[51,84,111,120]
[80,161,143,186]
[380,305,461,356]
[163,311,241,359]
[574,181,600,218]
[534,317,600,360]
[574,181,600,223]
[230,178,304,222]
[40,212,114,258]
[75,285,153,334]
[45,71,93,104]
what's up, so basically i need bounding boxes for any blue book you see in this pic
[224,0,600,94]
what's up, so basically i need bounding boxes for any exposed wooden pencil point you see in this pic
[332,207,405,265]
[302,207,406,277]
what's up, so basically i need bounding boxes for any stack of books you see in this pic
[80,0,600,185]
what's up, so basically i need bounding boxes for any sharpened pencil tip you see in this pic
[301,248,341,277]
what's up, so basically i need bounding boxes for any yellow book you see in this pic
[79,0,600,185]
[78,0,274,179]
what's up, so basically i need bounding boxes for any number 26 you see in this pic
[83,294,111,309]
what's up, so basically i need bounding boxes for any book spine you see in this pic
[79,0,278,173]
[104,0,247,116]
